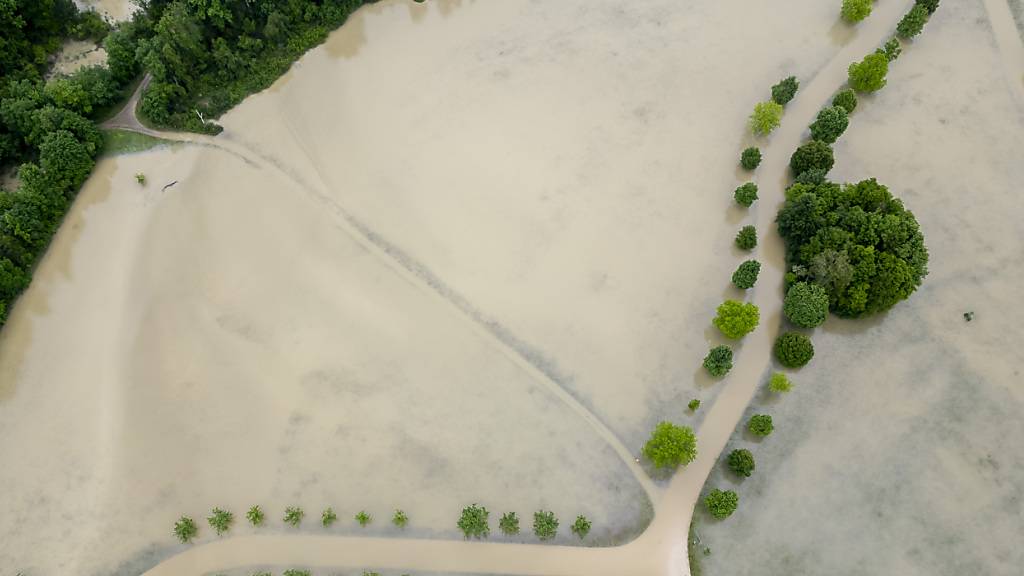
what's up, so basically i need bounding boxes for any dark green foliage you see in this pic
[897,5,929,39]
[688,398,701,411]
[571,515,592,540]
[533,510,559,541]
[282,570,311,576]
[809,106,849,144]
[0,0,79,80]
[643,421,698,468]
[878,38,902,62]
[732,260,761,290]
[848,52,889,93]
[703,345,733,377]
[704,489,739,520]
[174,516,198,543]
[103,23,142,85]
[726,448,755,477]
[775,178,928,316]
[499,512,520,536]
[740,147,761,170]
[771,76,799,106]
[783,282,830,328]
[207,508,233,535]
[747,414,774,437]
[735,225,757,250]
[322,507,338,527]
[284,506,304,527]
[246,505,264,526]
[774,332,815,368]
[794,168,828,186]
[458,504,490,539]
[392,509,408,528]
[915,0,940,14]
[790,140,834,178]
[734,182,758,207]
[832,89,858,114]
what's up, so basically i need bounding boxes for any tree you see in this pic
[246,505,264,526]
[499,512,520,536]
[393,510,409,528]
[768,372,793,393]
[322,508,338,527]
[878,37,902,62]
[713,300,760,339]
[284,506,304,527]
[740,147,761,170]
[897,4,928,39]
[809,106,849,144]
[704,489,739,520]
[207,508,233,536]
[0,258,30,304]
[771,76,799,106]
[735,225,757,250]
[727,449,755,477]
[38,129,94,193]
[795,168,828,186]
[571,515,591,540]
[832,89,858,114]
[731,260,761,290]
[688,398,701,411]
[174,516,198,543]
[774,332,815,368]
[841,0,872,22]
[103,23,140,85]
[848,52,889,93]
[916,0,940,14]
[790,140,834,178]
[783,282,829,328]
[533,510,559,541]
[643,421,698,468]
[748,414,774,436]
[458,504,490,539]
[355,511,371,527]
[734,182,758,207]
[703,345,733,377]
[749,100,783,135]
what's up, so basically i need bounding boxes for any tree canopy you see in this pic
[643,421,698,469]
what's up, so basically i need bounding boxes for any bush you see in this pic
[727,449,756,477]
[246,505,264,526]
[783,282,830,328]
[848,53,889,93]
[533,510,559,541]
[794,168,828,186]
[571,515,592,540]
[735,225,757,250]
[916,0,940,14]
[774,332,815,368]
[809,106,849,144]
[841,0,872,22]
[713,300,760,339]
[748,414,774,436]
[458,504,490,539]
[704,489,739,519]
[878,37,902,62]
[393,509,409,528]
[740,147,762,170]
[703,345,734,377]
[355,511,372,527]
[284,507,304,527]
[643,421,698,468]
[749,101,784,135]
[322,508,338,527]
[832,89,858,114]
[789,140,834,178]
[771,76,799,106]
[897,4,928,38]
[776,178,928,316]
[39,129,94,192]
[769,372,793,393]
[174,516,199,543]
[734,182,758,207]
[688,398,701,411]
[731,260,761,290]
[207,508,233,536]
[499,511,520,536]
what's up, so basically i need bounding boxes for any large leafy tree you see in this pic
[643,421,698,469]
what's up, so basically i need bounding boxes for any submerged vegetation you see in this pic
[533,510,559,541]
[740,147,762,170]
[207,508,233,536]
[173,516,198,543]
[770,76,799,106]
[735,225,757,250]
[749,101,783,136]
[458,504,490,539]
[499,511,520,536]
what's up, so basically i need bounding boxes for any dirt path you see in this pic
[129,2,913,574]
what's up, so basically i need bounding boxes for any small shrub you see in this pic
[784,282,830,328]
[748,414,774,436]
[571,515,592,540]
[643,421,698,468]
[771,76,799,105]
[322,507,338,527]
[735,225,757,250]
[916,0,940,14]
[703,345,734,378]
[393,509,409,528]
[897,4,929,39]
[283,570,311,576]
[246,505,264,527]
[878,37,902,62]
[809,106,849,144]
[731,260,761,290]
[284,507,304,527]
[832,89,858,114]
[768,372,793,393]
[740,147,762,170]
[749,101,784,135]
[774,332,815,368]
[727,448,756,477]
[848,52,889,93]
[458,504,490,539]
[174,516,198,543]
[688,398,701,412]
[533,510,559,541]
[355,511,372,527]
[734,182,758,207]
[208,508,233,536]
[135,172,146,184]
[499,511,520,536]
[841,0,872,22]
[704,489,739,520]
[713,300,760,339]
[790,140,834,178]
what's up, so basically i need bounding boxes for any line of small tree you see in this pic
[173,505,411,544]
[456,504,592,542]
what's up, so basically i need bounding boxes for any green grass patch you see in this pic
[102,129,170,156]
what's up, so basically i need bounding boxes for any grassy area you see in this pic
[102,129,171,156]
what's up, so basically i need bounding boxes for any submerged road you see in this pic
[126,1,915,574]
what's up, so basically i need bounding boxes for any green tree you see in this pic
[571,515,591,540]
[848,52,889,93]
[735,225,757,250]
[246,505,264,526]
[897,4,928,38]
[916,0,940,14]
[731,260,761,290]
[771,76,799,106]
[783,282,829,328]
[748,414,774,436]
[703,345,733,377]
[704,489,739,520]
[688,398,701,412]
[284,506,304,527]
[322,507,338,527]
[740,147,761,170]
[355,511,371,527]
[393,510,409,528]
[809,106,849,144]
[768,372,793,393]
[103,23,140,85]
[734,182,758,207]
[39,129,94,192]
[533,510,559,541]
[499,511,520,536]
[790,140,834,178]
[832,89,858,114]
[713,300,760,339]
[207,508,233,536]
[726,448,755,477]
[878,37,902,62]
[841,0,872,22]
[174,516,198,543]
[643,421,698,468]
[458,504,490,539]
[774,332,815,368]
[749,101,783,135]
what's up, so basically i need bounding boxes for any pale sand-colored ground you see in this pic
[696,1,1024,575]
[48,40,108,79]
